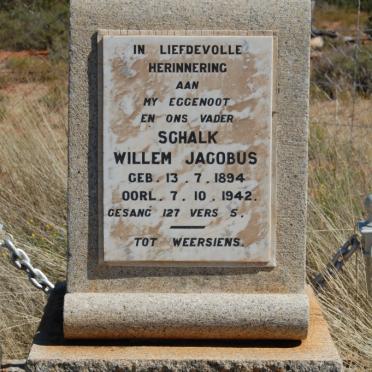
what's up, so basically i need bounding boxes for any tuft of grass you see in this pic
[0,92,6,119]
[1,56,67,87]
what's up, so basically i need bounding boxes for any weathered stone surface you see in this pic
[100,31,276,265]
[68,0,310,293]
[27,286,342,371]
[64,292,308,340]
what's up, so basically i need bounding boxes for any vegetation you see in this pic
[311,2,372,100]
[0,0,68,60]
[317,0,372,12]
[0,77,67,358]
[307,96,371,369]
[0,56,67,89]
[311,44,372,99]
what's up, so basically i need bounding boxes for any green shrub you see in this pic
[311,44,372,99]
[0,0,68,61]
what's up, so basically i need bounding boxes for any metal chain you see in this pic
[313,234,362,290]
[0,225,55,293]
[0,223,365,294]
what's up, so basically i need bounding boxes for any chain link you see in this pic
[0,225,55,293]
[313,234,362,290]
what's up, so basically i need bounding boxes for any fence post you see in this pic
[358,194,372,296]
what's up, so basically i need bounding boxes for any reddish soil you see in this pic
[0,50,48,62]
[0,50,50,96]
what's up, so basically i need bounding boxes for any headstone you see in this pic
[64,0,310,340]
[27,0,342,370]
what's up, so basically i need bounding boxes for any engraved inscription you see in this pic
[101,33,274,264]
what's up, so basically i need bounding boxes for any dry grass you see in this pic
[0,43,371,371]
[313,5,370,33]
[308,11,372,368]
[0,76,67,358]
[307,96,372,370]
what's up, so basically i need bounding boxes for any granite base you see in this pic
[26,285,342,371]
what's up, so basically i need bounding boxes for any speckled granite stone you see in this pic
[26,285,342,371]
[64,292,309,340]
[68,0,310,293]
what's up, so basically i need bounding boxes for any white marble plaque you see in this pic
[101,32,275,264]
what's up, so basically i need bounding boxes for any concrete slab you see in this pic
[26,285,342,371]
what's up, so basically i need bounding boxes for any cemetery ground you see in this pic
[0,6,371,370]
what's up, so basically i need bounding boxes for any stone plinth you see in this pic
[64,292,308,340]
[26,285,342,371]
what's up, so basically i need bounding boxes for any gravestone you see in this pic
[65,23,307,339]
[27,0,342,370]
